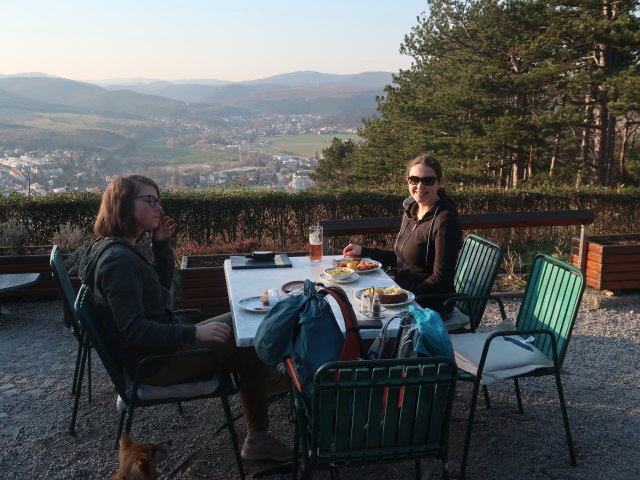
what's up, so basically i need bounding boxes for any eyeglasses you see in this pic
[407,176,438,186]
[135,195,161,208]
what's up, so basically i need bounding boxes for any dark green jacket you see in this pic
[79,237,196,374]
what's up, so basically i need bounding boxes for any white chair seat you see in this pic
[117,375,220,411]
[450,331,552,384]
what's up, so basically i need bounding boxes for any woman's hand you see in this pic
[343,243,362,257]
[153,215,177,242]
[195,322,231,344]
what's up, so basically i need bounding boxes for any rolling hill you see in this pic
[0,70,392,119]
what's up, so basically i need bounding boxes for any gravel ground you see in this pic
[0,296,638,480]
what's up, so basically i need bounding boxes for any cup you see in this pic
[309,225,323,262]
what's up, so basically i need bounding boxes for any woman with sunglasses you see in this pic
[79,174,291,462]
[343,155,462,312]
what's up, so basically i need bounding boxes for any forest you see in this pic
[313,0,640,190]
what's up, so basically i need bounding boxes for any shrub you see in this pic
[51,223,92,252]
[0,219,29,254]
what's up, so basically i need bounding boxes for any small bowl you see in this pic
[323,267,354,280]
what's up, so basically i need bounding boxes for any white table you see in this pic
[224,255,414,347]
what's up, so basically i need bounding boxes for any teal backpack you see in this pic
[254,280,366,409]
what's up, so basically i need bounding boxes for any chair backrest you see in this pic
[516,254,585,365]
[302,357,457,467]
[75,284,128,397]
[50,245,82,338]
[454,234,504,329]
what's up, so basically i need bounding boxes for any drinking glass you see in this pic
[309,226,323,262]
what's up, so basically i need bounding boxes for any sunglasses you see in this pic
[135,195,161,208]
[407,176,438,186]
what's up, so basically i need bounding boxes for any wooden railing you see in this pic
[320,209,596,273]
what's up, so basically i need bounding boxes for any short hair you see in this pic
[405,154,443,179]
[94,175,160,238]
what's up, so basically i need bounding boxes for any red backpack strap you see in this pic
[321,286,366,361]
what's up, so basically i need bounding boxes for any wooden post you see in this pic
[578,224,589,274]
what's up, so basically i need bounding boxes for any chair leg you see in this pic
[460,377,482,479]
[70,342,88,435]
[291,409,300,480]
[553,368,577,466]
[514,378,524,414]
[176,401,184,415]
[414,458,421,480]
[220,393,245,480]
[116,410,126,449]
[482,385,491,409]
[124,404,136,438]
[71,342,83,395]
[86,345,92,403]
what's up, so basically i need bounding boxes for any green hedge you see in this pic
[1,187,638,248]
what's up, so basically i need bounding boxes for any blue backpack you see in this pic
[254,279,365,409]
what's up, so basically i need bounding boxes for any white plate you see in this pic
[332,258,382,273]
[354,288,415,307]
[319,272,360,284]
[352,259,382,274]
[238,297,272,313]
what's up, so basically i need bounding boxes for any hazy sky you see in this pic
[2,0,428,82]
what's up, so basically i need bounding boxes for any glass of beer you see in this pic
[309,225,323,262]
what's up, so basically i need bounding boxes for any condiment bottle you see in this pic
[361,292,370,315]
[371,293,381,318]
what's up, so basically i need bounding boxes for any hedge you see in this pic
[1,186,638,249]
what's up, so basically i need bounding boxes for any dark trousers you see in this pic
[140,313,270,432]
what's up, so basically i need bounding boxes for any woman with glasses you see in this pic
[343,155,462,312]
[79,174,291,462]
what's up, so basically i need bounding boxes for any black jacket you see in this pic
[361,196,462,310]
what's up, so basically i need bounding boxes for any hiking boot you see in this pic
[241,432,292,462]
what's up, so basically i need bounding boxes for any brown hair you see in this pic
[94,175,160,238]
[405,154,456,207]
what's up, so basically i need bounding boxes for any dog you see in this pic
[109,432,172,480]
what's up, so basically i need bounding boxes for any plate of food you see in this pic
[333,257,382,273]
[319,271,360,284]
[239,296,272,312]
[355,286,415,306]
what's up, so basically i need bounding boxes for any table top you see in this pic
[0,273,40,292]
[224,255,414,347]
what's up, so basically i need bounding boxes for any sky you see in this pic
[2,0,429,83]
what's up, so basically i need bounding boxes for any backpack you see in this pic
[368,305,454,360]
[254,279,366,410]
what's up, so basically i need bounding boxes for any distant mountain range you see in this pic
[0,71,394,119]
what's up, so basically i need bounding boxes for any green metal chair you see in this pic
[50,245,91,435]
[74,285,245,479]
[451,254,585,478]
[416,234,504,332]
[291,357,457,480]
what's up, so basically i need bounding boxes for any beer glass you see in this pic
[309,226,323,261]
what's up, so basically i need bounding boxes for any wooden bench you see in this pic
[320,209,596,273]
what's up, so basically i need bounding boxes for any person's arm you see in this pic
[360,245,398,267]
[152,215,177,289]
[97,252,196,348]
[152,238,174,289]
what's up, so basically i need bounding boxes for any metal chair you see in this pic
[74,284,245,479]
[291,357,457,480]
[416,233,504,332]
[451,254,585,478]
[50,245,91,435]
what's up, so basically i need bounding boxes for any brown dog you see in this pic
[109,432,172,480]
